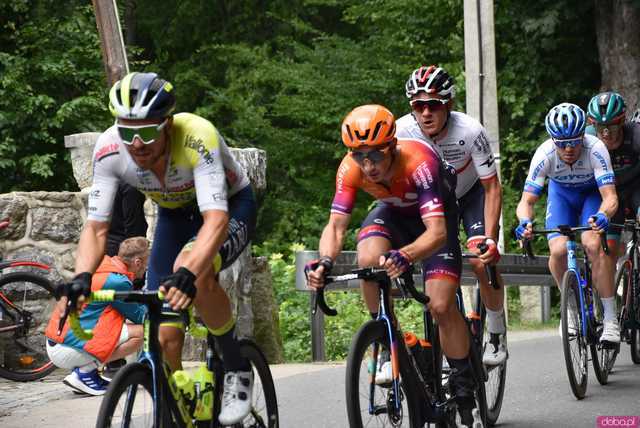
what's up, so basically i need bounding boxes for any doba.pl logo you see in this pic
[597,416,639,427]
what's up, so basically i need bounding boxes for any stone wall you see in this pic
[0,134,284,363]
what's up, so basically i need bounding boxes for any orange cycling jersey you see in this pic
[331,138,456,220]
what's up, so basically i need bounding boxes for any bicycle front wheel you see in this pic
[345,320,417,428]
[0,271,56,381]
[96,362,157,428]
[590,288,617,385]
[229,339,279,428]
[561,271,588,399]
[482,309,507,426]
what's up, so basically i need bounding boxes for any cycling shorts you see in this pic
[145,185,257,325]
[545,180,601,241]
[357,203,461,283]
[458,179,486,239]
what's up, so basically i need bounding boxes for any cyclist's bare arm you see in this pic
[307,213,350,289]
[516,191,538,240]
[319,213,350,260]
[400,215,446,261]
[180,209,229,277]
[75,220,110,273]
[481,175,502,240]
[596,184,618,220]
[56,220,109,315]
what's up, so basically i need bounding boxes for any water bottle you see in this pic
[172,370,196,402]
[404,332,432,381]
[193,363,215,421]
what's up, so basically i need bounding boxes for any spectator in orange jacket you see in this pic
[45,237,149,395]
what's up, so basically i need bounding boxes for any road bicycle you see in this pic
[315,266,488,428]
[0,219,57,381]
[62,289,278,427]
[611,219,640,363]
[523,225,617,399]
[460,252,506,427]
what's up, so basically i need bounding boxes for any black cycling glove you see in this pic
[56,272,92,305]
[161,267,197,300]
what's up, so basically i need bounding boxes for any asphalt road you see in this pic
[1,329,639,427]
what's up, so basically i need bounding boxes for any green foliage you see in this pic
[0,1,110,192]
[1,0,614,361]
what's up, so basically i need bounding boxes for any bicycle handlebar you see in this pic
[522,225,609,258]
[60,290,167,340]
[314,267,427,317]
[469,242,500,290]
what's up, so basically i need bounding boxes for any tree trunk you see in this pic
[594,0,640,112]
[124,0,137,46]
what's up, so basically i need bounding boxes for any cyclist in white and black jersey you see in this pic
[57,72,256,424]
[396,65,508,366]
[515,103,619,344]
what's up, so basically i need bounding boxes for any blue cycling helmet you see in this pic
[545,103,586,139]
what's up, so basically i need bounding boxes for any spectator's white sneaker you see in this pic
[218,370,253,425]
[63,368,109,396]
[600,320,621,344]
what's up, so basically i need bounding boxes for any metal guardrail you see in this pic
[295,250,554,362]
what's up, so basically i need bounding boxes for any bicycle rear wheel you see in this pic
[561,271,588,399]
[96,362,157,428]
[0,271,56,381]
[345,320,418,428]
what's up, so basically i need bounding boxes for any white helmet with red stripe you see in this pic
[405,65,455,99]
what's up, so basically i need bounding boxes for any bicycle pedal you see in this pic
[600,341,620,350]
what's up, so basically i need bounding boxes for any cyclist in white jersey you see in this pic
[515,103,619,343]
[57,72,256,424]
[396,65,508,365]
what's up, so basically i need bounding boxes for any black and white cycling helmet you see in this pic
[405,65,455,99]
[109,72,176,120]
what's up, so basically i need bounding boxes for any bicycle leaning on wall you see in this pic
[0,219,57,381]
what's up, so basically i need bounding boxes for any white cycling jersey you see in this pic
[396,111,497,199]
[88,112,250,222]
[523,134,615,196]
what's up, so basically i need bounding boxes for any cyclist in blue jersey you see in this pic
[56,72,256,424]
[515,103,619,343]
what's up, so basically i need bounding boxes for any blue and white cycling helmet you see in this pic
[544,102,586,140]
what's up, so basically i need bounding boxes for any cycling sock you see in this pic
[601,297,616,321]
[213,324,251,372]
[78,361,98,373]
[486,307,506,334]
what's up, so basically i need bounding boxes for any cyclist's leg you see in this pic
[355,203,396,315]
[149,205,202,370]
[546,181,581,287]
[460,181,505,328]
[581,191,619,342]
[423,242,479,425]
[177,186,258,424]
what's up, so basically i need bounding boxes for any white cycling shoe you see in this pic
[600,320,621,344]
[218,370,254,425]
[482,333,508,366]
